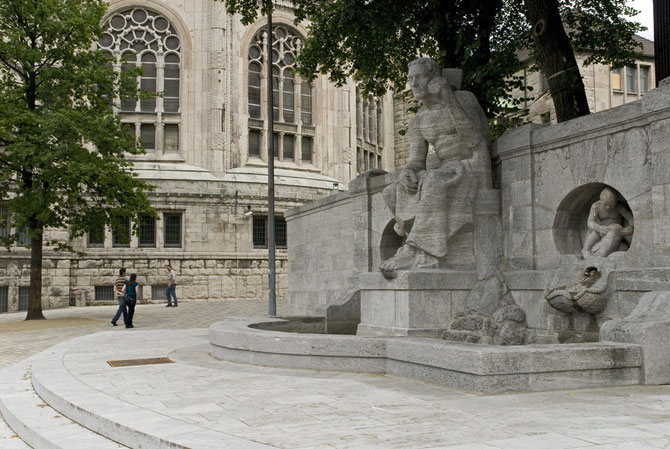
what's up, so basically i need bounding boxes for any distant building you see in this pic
[514,35,655,125]
[0,0,395,313]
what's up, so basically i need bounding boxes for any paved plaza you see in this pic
[1,300,670,448]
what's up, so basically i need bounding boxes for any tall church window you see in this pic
[355,89,384,174]
[99,8,182,157]
[247,25,314,164]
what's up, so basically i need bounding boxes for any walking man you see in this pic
[111,267,128,326]
[166,264,178,307]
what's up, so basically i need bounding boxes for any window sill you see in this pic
[246,157,319,173]
[126,152,185,163]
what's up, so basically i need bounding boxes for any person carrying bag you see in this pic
[122,273,141,329]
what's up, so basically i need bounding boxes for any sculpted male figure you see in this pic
[582,188,634,258]
[380,58,492,276]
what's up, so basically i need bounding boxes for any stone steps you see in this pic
[0,357,127,449]
[26,335,273,449]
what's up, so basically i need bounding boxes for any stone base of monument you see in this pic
[355,270,478,338]
[209,316,643,394]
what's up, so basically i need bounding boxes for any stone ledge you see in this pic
[0,357,129,449]
[209,317,643,394]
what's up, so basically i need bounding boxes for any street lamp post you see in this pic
[266,7,277,317]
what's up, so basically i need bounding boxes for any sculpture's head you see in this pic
[408,57,438,100]
[599,188,616,210]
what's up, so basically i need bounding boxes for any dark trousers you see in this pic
[125,299,136,327]
[112,296,127,325]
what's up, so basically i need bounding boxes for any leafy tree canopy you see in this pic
[0,0,155,318]
[223,0,645,118]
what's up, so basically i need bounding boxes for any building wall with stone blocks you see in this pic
[0,0,396,313]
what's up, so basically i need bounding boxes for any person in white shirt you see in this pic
[165,264,178,307]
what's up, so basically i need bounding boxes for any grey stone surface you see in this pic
[601,290,670,384]
[210,317,642,393]
[2,303,670,449]
[379,58,492,276]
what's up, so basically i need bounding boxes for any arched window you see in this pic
[99,8,182,156]
[355,90,384,174]
[247,25,314,164]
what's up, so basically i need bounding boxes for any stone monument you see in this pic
[359,57,527,344]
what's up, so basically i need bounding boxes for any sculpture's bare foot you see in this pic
[380,245,418,278]
[379,245,438,279]
[582,248,592,259]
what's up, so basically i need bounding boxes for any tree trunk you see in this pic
[25,218,44,320]
[430,0,459,68]
[524,0,590,122]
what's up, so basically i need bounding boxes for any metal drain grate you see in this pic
[107,357,174,367]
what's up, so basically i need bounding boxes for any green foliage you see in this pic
[0,0,155,251]
[221,0,645,123]
[561,0,645,69]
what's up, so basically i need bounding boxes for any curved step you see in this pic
[29,332,274,449]
[210,316,645,393]
[0,357,126,449]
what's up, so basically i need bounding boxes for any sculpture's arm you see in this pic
[404,115,428,173]
[430,77,483,150]
[586,203,605,234]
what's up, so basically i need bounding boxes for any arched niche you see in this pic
[553,183,633,256]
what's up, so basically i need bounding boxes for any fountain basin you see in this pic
[209,317,642,393]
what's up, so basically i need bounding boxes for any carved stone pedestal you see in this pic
[356,270,477,337]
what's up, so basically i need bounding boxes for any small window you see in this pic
[125,123,137,148]
[248,62,262,119]
[640,65,650,93]
[164,124,179,152]
[252,216,267,249]
[273,132,279,159]
[95,286,115,301]
[611,68,622,91]
[18,286,29,311]
[284,135,294,160]
[152,285,168,300]
[0,286,8,313]
[626,66,636,92]
[140,124,156,151]
[113,215,131,247]
[140,53,157,112]
[16,227,30,247]
[164,53,180,112]
[252,216,287,249]
[249,129,261,157]
[138,213,156,247]
[164,213,182,248]
[87,224,105,248]
[0,205,9,239]
[275,218,287,248]
[301,81,312,125]
[301,136,312,162]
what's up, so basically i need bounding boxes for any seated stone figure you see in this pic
[380,57,492,276]
[582,188,634,258]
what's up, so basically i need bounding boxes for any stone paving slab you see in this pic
[0,299,286,448]
[24,327,670,449]
[0,356,128,449]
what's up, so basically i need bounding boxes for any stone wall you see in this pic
[0,254,287,313]
[286,192,354,315]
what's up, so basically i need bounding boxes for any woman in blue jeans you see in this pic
[122,273,141,329]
